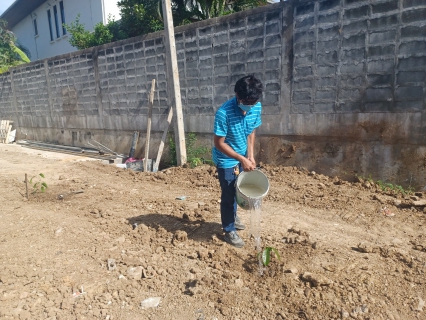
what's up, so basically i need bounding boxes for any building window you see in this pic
[47,9,53,41]
[33,18,38,36]
[53,5,60,38]
[59,1,66,35]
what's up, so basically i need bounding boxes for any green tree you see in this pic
[117,0,164,38]
[0,19,30,74]
[65,0,268,50]
[180,0,267,21]
[232,0,267,14]
[119,0,268,29]
[64,15,126,50]
[189,0,232,20]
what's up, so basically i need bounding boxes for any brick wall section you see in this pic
[175,9,283,116]
[0,3,285,128]
[0,0,425,129]
[47,54,97,117]
[11,62,50,127]
[97,38,168,117]
[0,74,14,119]
[292,0,426,113]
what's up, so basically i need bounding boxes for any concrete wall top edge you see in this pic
[173,1,287,32]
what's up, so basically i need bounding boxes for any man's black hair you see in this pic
[234,74,263,102]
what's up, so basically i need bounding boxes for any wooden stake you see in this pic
[5,124,12,144]
[144,79,155,172]
[25,173,29,200]
[162,0,187,166]
[153,106,173,172]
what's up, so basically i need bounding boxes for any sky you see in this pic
[0,0,16,15]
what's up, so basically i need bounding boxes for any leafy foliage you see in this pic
[0,19,30,74]
[117,0,165,38]
[356,173,414,195]
[258,247,280,267]
[376,180,413,195]
[232,0,267,14]
[189,0,259,20]
[167,132,211,168]
[29,173,48,194]
[65,0,267,49]
[64,15,126,50]
[188,0,232,20]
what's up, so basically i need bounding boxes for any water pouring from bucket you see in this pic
[235,169,270,275]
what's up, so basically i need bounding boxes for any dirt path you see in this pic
[0,143,425,320]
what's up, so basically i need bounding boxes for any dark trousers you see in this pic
[217,164,242,232]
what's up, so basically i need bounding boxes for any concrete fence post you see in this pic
[43,59,54,126]
[92,48,104,128]
[10,70,20,127]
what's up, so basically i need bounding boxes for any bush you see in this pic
[167,132,212,168]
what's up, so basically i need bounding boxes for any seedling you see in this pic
[257,246,281,267]
[30,173,48,194]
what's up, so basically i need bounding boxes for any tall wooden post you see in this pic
[144,79,155,172]
[162,0,187,166]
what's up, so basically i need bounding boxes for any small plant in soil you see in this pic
[167,132,211,168]
[30,173,48,194]
[258,246,280,267]
[356,174,413,195]
[376,180,413,195]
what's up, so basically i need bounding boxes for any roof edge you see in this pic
[1,0,46,29]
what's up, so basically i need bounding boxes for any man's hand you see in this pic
[248,156,256,168]
[214,135,256,171]
[241,157,255,171]
[246,131,256,171]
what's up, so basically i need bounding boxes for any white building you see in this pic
[1,0,121,61]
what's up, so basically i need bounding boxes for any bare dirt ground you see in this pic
[0,143,425,320]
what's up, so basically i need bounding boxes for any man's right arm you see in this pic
[214,135,255,171]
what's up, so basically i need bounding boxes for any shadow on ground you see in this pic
[127,213,223,243]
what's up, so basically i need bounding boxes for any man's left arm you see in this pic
[247,105,262,167]
[247,130,256,167]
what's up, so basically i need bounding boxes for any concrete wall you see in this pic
[291,0,426,114]
[1,0,426,187]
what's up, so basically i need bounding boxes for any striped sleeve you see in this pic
[253,105,262,129]
[213,108,228,137]
[248,103,262,134]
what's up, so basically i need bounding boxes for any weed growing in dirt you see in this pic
[356,174,413,195]
[376,180,414,195]
[167,132,212,168]
[30,173,48,193]
[258,246,280,267]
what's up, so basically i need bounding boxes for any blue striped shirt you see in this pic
[212,97,262,168]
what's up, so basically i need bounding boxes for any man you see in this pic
[212,74,264,248]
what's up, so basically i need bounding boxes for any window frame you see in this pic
[47,9,53,41]
[53,4,60,39]
[59,1,66,35]
[33,18,38,37]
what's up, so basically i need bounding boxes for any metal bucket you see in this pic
[235,169,270,210]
